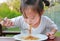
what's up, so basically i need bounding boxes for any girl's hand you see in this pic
[1,17,14,27]
[46,32,55,39]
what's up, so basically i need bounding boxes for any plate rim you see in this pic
[13,34,48,41]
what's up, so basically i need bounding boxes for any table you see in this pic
[46,37,60,41]
[0,37,60,41]
[0,24,20,36]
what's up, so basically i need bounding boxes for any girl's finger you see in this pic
[4,17,8,22]
[46,32,50,36]
[8,22,14,27]
[49,35,55,39]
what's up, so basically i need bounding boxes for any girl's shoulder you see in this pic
[11,15,24,21]
[41,16,52,21]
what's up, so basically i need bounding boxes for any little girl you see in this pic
[1,0,57,39]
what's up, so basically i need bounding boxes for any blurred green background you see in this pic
[0,0,21,18]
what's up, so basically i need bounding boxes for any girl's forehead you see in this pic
[24,6,36,12]
[23,5,35,9]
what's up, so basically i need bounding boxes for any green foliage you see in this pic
[6,10,21,18]
[55,32,60,36]
[0,3,21,19]
[7,0,20,12]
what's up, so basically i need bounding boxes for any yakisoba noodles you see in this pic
[21,25,40,40]
[21,35,39,40]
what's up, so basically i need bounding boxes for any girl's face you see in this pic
[23,7,39,19]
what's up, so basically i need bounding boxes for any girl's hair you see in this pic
[21,0,50,8]
[42,0,50,6]
[20,0,50,16]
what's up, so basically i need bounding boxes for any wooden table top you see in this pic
[0,37,60,41]
[46,37,60,41]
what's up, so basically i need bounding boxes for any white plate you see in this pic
[13,34,48,41]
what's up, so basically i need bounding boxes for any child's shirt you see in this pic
[11,15,58,34]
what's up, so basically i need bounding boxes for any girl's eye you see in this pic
[23,15,27,18]
[29,16,35,19]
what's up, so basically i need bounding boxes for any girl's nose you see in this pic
[27,19,32,25]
